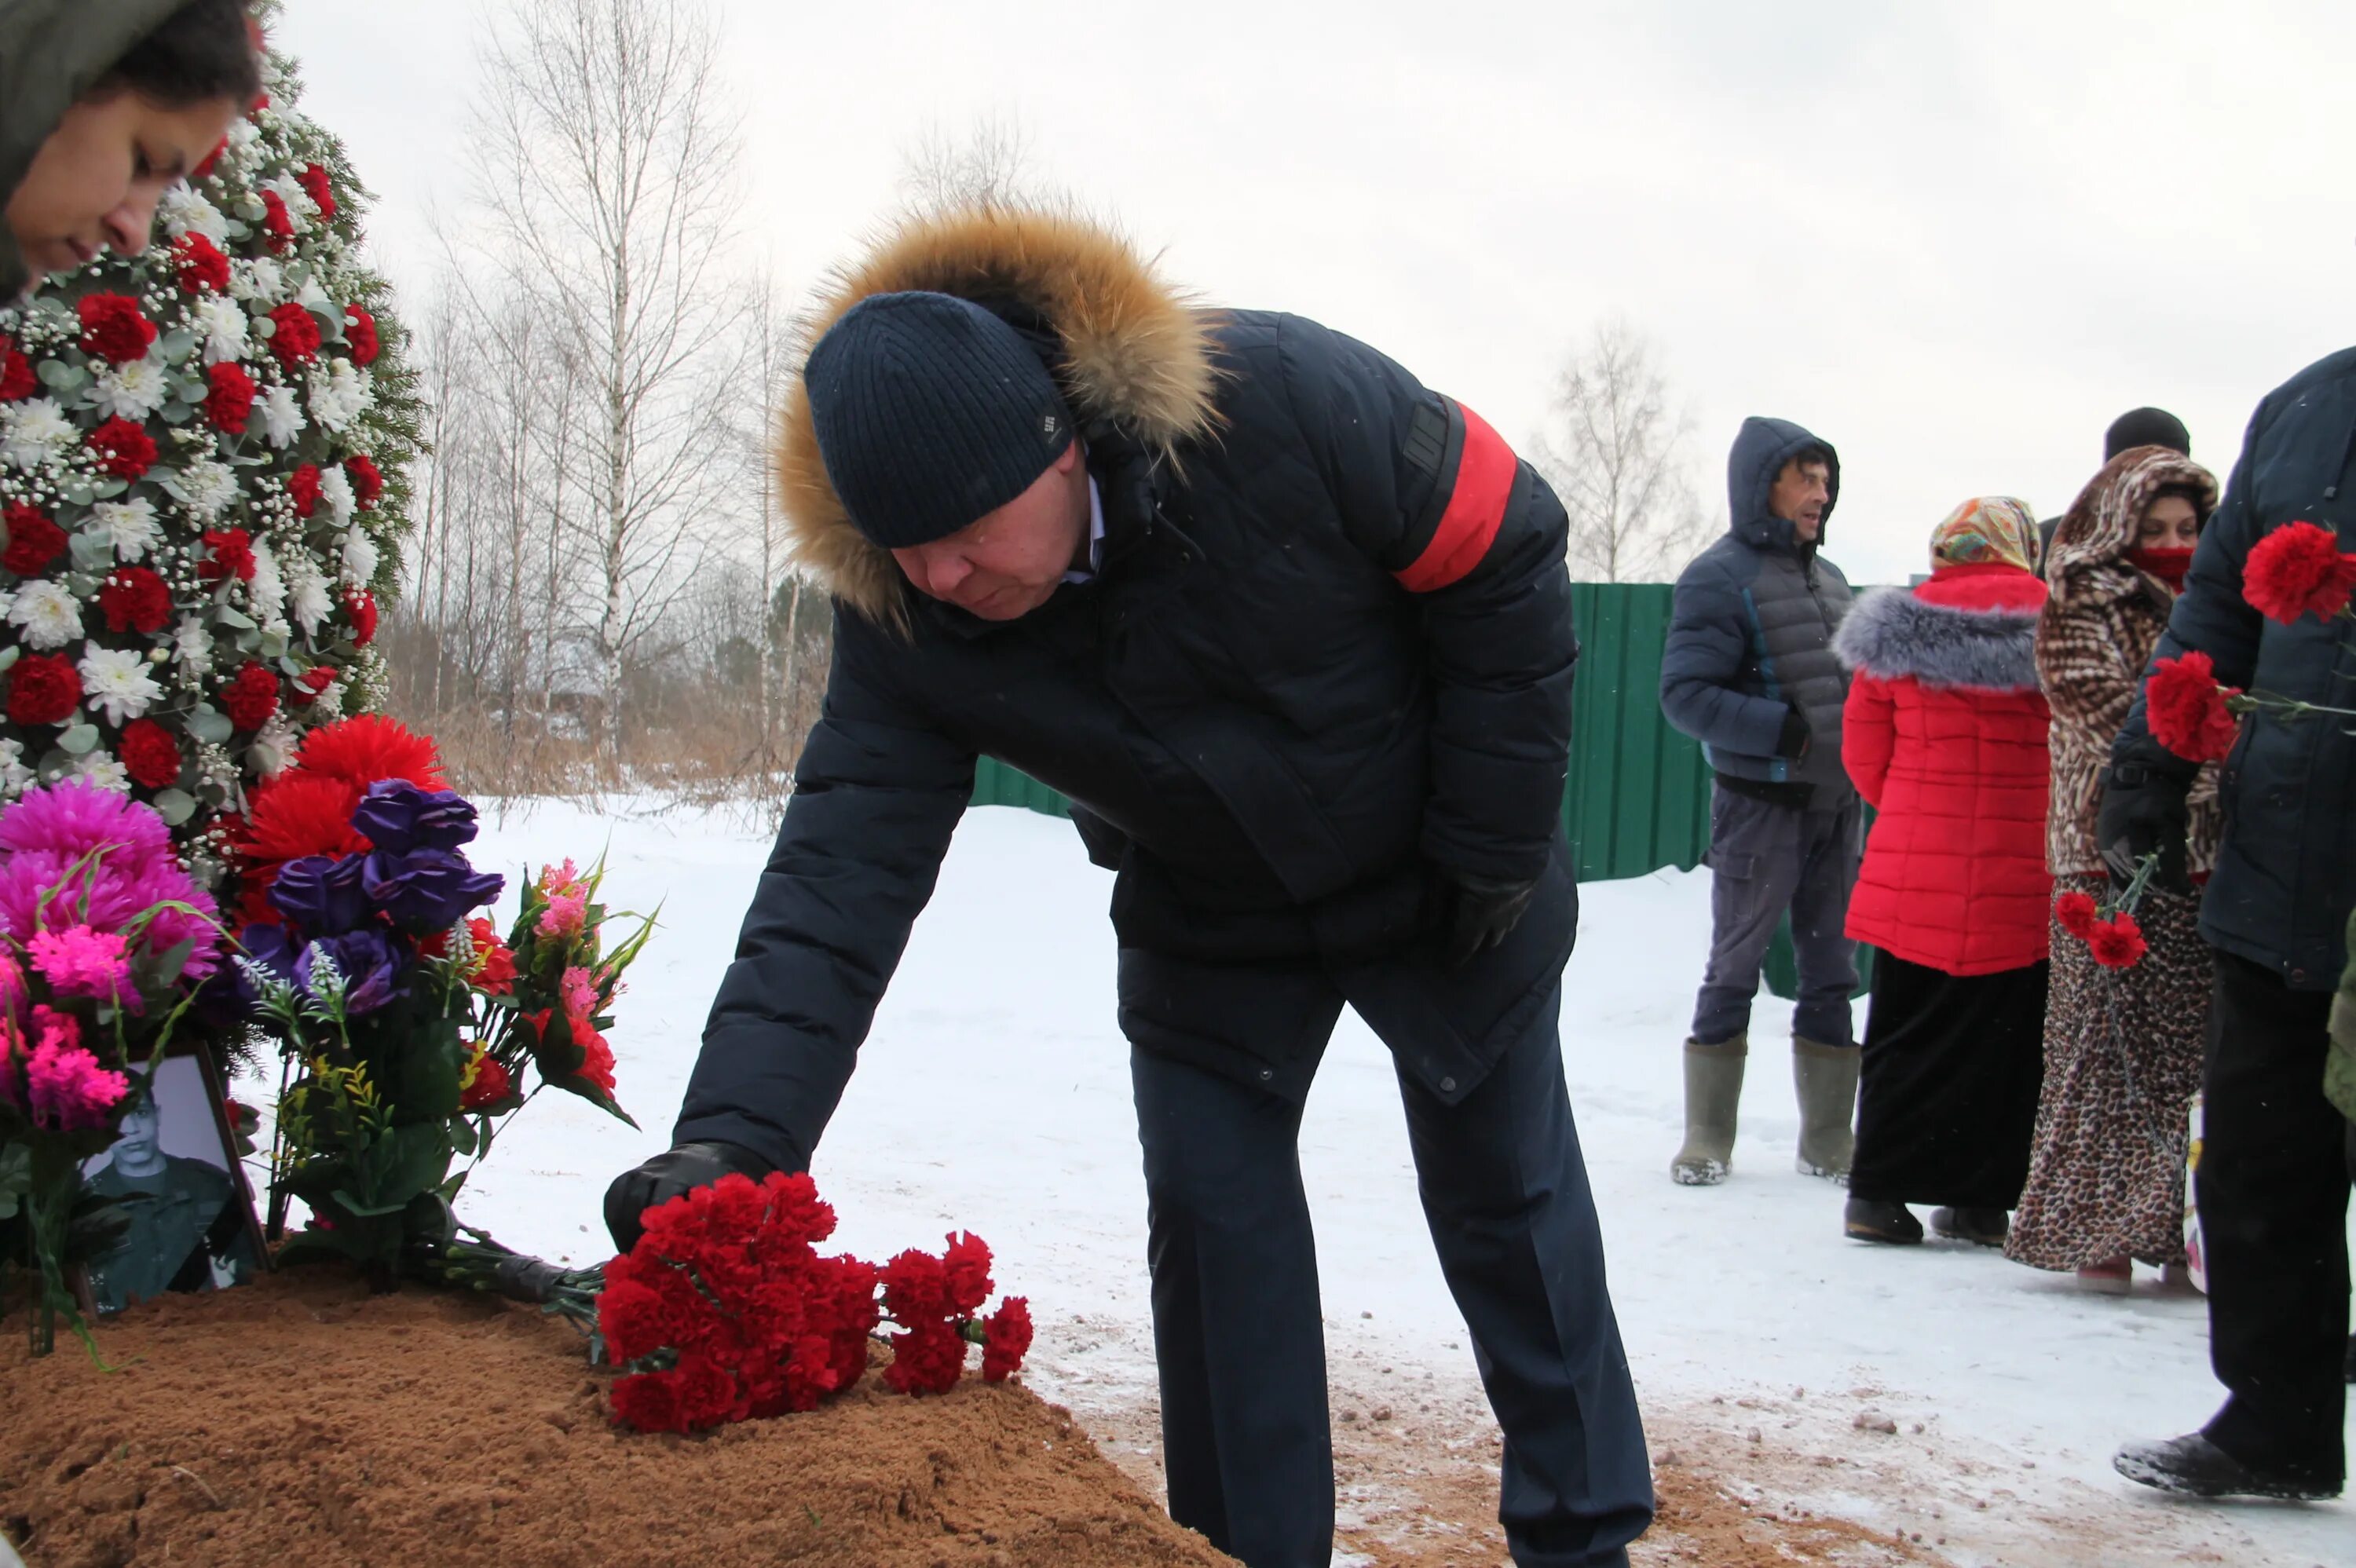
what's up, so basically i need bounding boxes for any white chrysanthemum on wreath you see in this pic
[174,455,240,521]
[308,359,371,433]
[93,356,172,422]
[247,537,290,634]
[257,382,305,448]
[0,738,31,797]
[85,497,162,561]
[232,255,284,302]
[262,175,315,231]
[79,645,163,725]
[251,711,299,777]
[6,580,82,650]
[71,747,132,795]
[284,550,333,634]
[339,526,380,587]
[192,294,250,364]
[317,462,357,524]
[171,612,214,677]
[159,185,228,245]
[2,397,75,470]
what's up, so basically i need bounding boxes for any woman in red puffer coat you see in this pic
[1831,497,2053,1248]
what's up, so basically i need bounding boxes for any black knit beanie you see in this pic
[2104,407,2190,462]
[804,291,1075,549]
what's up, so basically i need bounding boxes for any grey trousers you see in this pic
[1690,784,1863,1047]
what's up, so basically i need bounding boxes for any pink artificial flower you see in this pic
[0,1018,24,1113]
[540,858,584,896]
[0,947,24,1018]
[27,926,135,1007]
[24,1008,128,1131]
[559,964,598,1022]
[0,783,222,981]
[537,890,589,940]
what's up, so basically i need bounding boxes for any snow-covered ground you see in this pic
[379,799,2349,1566]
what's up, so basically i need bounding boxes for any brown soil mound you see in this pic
[0,1270,1235,1568]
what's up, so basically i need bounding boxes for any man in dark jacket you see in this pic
[1659,418,1860,1187]
[602,207,1652,1568]
[2102,351,2356,1502]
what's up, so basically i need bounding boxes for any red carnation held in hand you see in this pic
[0,338,33,402]
[203,362,258,433]
[5,652,82,726]
[199,527,258,584]
[2054,890,2098,940]
[2145,651,2241,764]
[2087,913,2149,970]
[174,232,232,294]
[221,660,281,732]
[86,418,158,481]
[3,503,66,576]
[266,301,321,367]
[98,566,173,633]
[119,719,183,791]
[2242,520,2356,625]
[78,294,158,364]
[344,305,380,367]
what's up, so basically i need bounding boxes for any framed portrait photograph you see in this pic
[78,1044,267,1315]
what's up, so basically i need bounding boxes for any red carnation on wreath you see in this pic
[266,301,321,367]
[199,527,258,583]
[2146,651,2242,764]
[260,188,296,254]
[285,462,322,517]
[0,338,33,402]
[345,454,384,509]
[221,660,280,732]
[291,666,338,705]
[2054,889,2099,940]
[299,162,338,224]
[192,135,228,180]
[98,566,173,634]
[2242,520,2356,625]
[5,652,81,726]
[119,719,184,791]
[78,294,157,364]
[2088,913,2149,970]
[203,361,257,433]
[344,305,379,367]
[344,587,379,647]
[174,232,232,294]
[3,503,66,576]
[86,417,158,481]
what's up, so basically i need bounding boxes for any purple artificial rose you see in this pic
[352,780,481,857]
[361,848,503,934]
[269,853,369,935]
[296,928,407,1014]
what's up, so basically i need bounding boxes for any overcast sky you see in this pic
[274,0,2356,585]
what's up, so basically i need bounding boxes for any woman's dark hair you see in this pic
[2151,481,2211,524]
[97,0,262,110]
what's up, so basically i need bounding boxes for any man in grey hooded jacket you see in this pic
[1659,417,1860,1186]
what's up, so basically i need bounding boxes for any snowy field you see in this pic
[349,799,2350,1566]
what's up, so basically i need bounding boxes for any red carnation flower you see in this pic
[0,338,36,402]
[2243,520,2356,625]
[86,418,158,481]
[467,916,518,995]
[286,463,322,517]
[981,1296,1033,1383]
[344,305,380,367]
[174,233,232,295]
[192,135,229,180]
[203,361,257,434]
[266,302,321,368]
[78,294,157,365]
[459,1053,512,1112]
[260,189,296,254]
[291,665,338,705]
[344,587,379,647]
[199,527,258,584]
[5,652,81,726]
[119,719,183,790]
[299,163,339,224]
[3,503,66,576]
[345,454,384,508]
[221,660,280,732]
[98,565,173,633]
[2088,913,2149,970]
[2146,651,2242,764]
[942,1231,993,1317]
[883,1319,968,1397]
[2054,890,2099,940]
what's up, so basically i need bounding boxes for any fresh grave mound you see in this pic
[0,1270,1236,1568]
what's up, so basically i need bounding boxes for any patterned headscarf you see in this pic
[1929,495,2040,573]
[2045,445,2219,607]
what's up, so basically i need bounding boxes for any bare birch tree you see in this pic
[1530,317,1713,583]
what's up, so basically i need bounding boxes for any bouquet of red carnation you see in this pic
[2055,857,2157,970]
[600,1172,1033,1434]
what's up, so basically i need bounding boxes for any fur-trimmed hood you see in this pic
[777,203,1224,623]
[1835,571,2045,693]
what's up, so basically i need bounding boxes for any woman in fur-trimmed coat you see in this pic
[1834,498,2053,1246]
[2006,447,2221,1288]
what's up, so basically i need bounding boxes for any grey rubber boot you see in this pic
[1671,1036,1747,1186]
[1793,1036,1860,1182]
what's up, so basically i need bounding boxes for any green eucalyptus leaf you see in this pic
[57,724,101,757]
[215,605,255,630]
[0,645,19,674]
[36,360,86,392]
[159,331,198,362]
[60,480,94,507]
[258,630,290,660]
[160,403,194,426]
[153,788,196,826]
[235,627,262,654]
[89,477,126,500]
[185,709,233,745]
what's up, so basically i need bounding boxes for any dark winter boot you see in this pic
[2113,1433,2343,1500]
[1842,1199,1922,1245]
[1791,1037,1858,1182]
[1930,1206,2010,1247]
[1671,1036,1747,1186]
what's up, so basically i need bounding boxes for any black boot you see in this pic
[2113,1433,2342,1500]
[1930,1206,2009,1247]
[1843,1200,1922,1245]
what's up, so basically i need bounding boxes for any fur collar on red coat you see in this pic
[1833,565,2045,693]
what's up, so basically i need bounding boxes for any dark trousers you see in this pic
[2197,949,2349,1483]
[1691,786,1863,1047]
[1131,987,1653,1568]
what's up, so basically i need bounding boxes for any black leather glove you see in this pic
[1776,704,1813,759]
[2094,759,2193,895]
[1432,870,1541,970]
[603,1140,775,1252]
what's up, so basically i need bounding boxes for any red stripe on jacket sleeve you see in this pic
[1394,402,1517,593]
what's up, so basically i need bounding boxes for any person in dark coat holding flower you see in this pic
[1831,499,2052,1248]
[2103,348,2356,1501]
[602,203,1652,1568]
